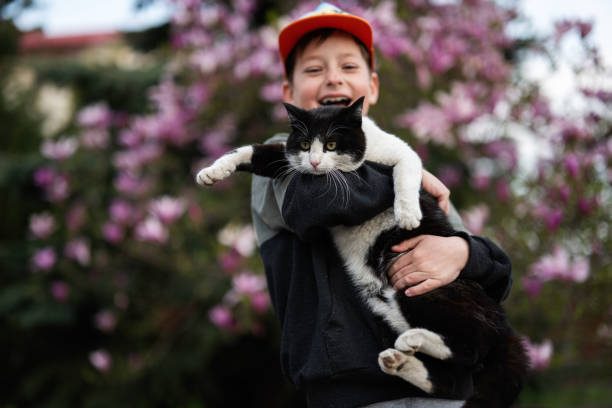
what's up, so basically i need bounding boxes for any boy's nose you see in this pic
[326,68,343,85]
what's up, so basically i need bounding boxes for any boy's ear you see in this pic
[282,80,294,104]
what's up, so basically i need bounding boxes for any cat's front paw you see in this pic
[395,199,422,230]
[196,161,235,186]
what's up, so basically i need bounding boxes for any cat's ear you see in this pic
[344,96,364,125]
[283,102,307,124]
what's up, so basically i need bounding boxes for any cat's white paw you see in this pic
[378,348,434,393]
[378,348,409,374]
[395,328,453,360]
[394,330,423,355]
[196,161,235,186]
[395,199,422,230]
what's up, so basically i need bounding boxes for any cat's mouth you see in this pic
[319,97,352,107]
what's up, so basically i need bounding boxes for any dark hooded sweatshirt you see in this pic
[250,134,512,408]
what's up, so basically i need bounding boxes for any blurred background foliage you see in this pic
[0,0,610,407]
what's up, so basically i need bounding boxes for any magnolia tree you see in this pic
[24,0,611,397]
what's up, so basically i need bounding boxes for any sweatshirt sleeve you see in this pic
[453,231,513,302]
[281,161,395,241]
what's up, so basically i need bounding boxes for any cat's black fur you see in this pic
[201,99,528,407]
[370,190,527,406]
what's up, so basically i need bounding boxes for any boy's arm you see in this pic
[388,206,512,302]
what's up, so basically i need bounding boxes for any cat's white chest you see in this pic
[331,209,411,334]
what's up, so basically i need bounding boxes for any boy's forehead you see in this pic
[298,33,365,61]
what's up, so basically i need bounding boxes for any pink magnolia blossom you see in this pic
[232,272,266,295]
[484,140,517,171]
[41,137,79,161]
[50,280,70,302]
[186,82,210,108]
[64,238,90,266]
[436,165,463,188]
[32,247,56,272]
[397,103,453,146]
[29,212,55,239]
[77,103,112,128]
[217,223,255,257]
[527,247,591,290]
[102,222,124,244]
[113,143,164,171]
[114,172,151,196]
[569,259,590,282]
[530,246,570,282]
[89,349,112,372]
[259,81,284,103]
[134,217,168,244]
[118,129,142,147]
[461,205,489,235]
[496,180,511,202]
[149,196,187,224]
[94,310,117,332]
[563,153,580,178]
[250,291,270,314]
[208,305,234,330]
[437,83,480,124]
[33,166,56,187]
[470,167,491,191]
[521,275,543,299]
[523,338,553,371]
[219,250,242,272]
[80,128,110,149]
[577,197,597,215]
[557,185,571,203]
[109,199,136,225]
[188,203,203,223]
[47,173,70,202]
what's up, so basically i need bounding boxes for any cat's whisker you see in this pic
[330,170,350,208]
[329,171,343,207]
[337,171,352,208]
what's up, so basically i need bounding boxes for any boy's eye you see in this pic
[304,67,322,74]
[326,141,337,151]
[343,65,357,70]
[300,141,311,150]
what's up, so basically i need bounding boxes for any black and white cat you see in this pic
[196,97,527,407]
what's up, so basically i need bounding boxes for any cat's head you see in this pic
[283,96,366,174]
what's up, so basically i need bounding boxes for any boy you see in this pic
[251,3,512,407]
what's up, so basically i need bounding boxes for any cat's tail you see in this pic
[463,329,529,408]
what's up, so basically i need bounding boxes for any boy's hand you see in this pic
[422,170,450,215]
[388,235,469,296]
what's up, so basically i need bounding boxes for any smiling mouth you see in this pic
[319,97,351,106]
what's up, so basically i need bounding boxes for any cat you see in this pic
[196,97,528,407]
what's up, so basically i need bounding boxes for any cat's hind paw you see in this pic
[378,348,410,374]
[378,348,434,393]
[395,328,452,360]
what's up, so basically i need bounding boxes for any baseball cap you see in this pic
[278,2,374,71]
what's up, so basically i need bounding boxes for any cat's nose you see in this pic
[310,160,320,169]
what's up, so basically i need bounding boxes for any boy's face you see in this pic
[282,31,379,115]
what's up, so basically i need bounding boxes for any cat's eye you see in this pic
[300,141,311,150]
[326,141,337,151]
